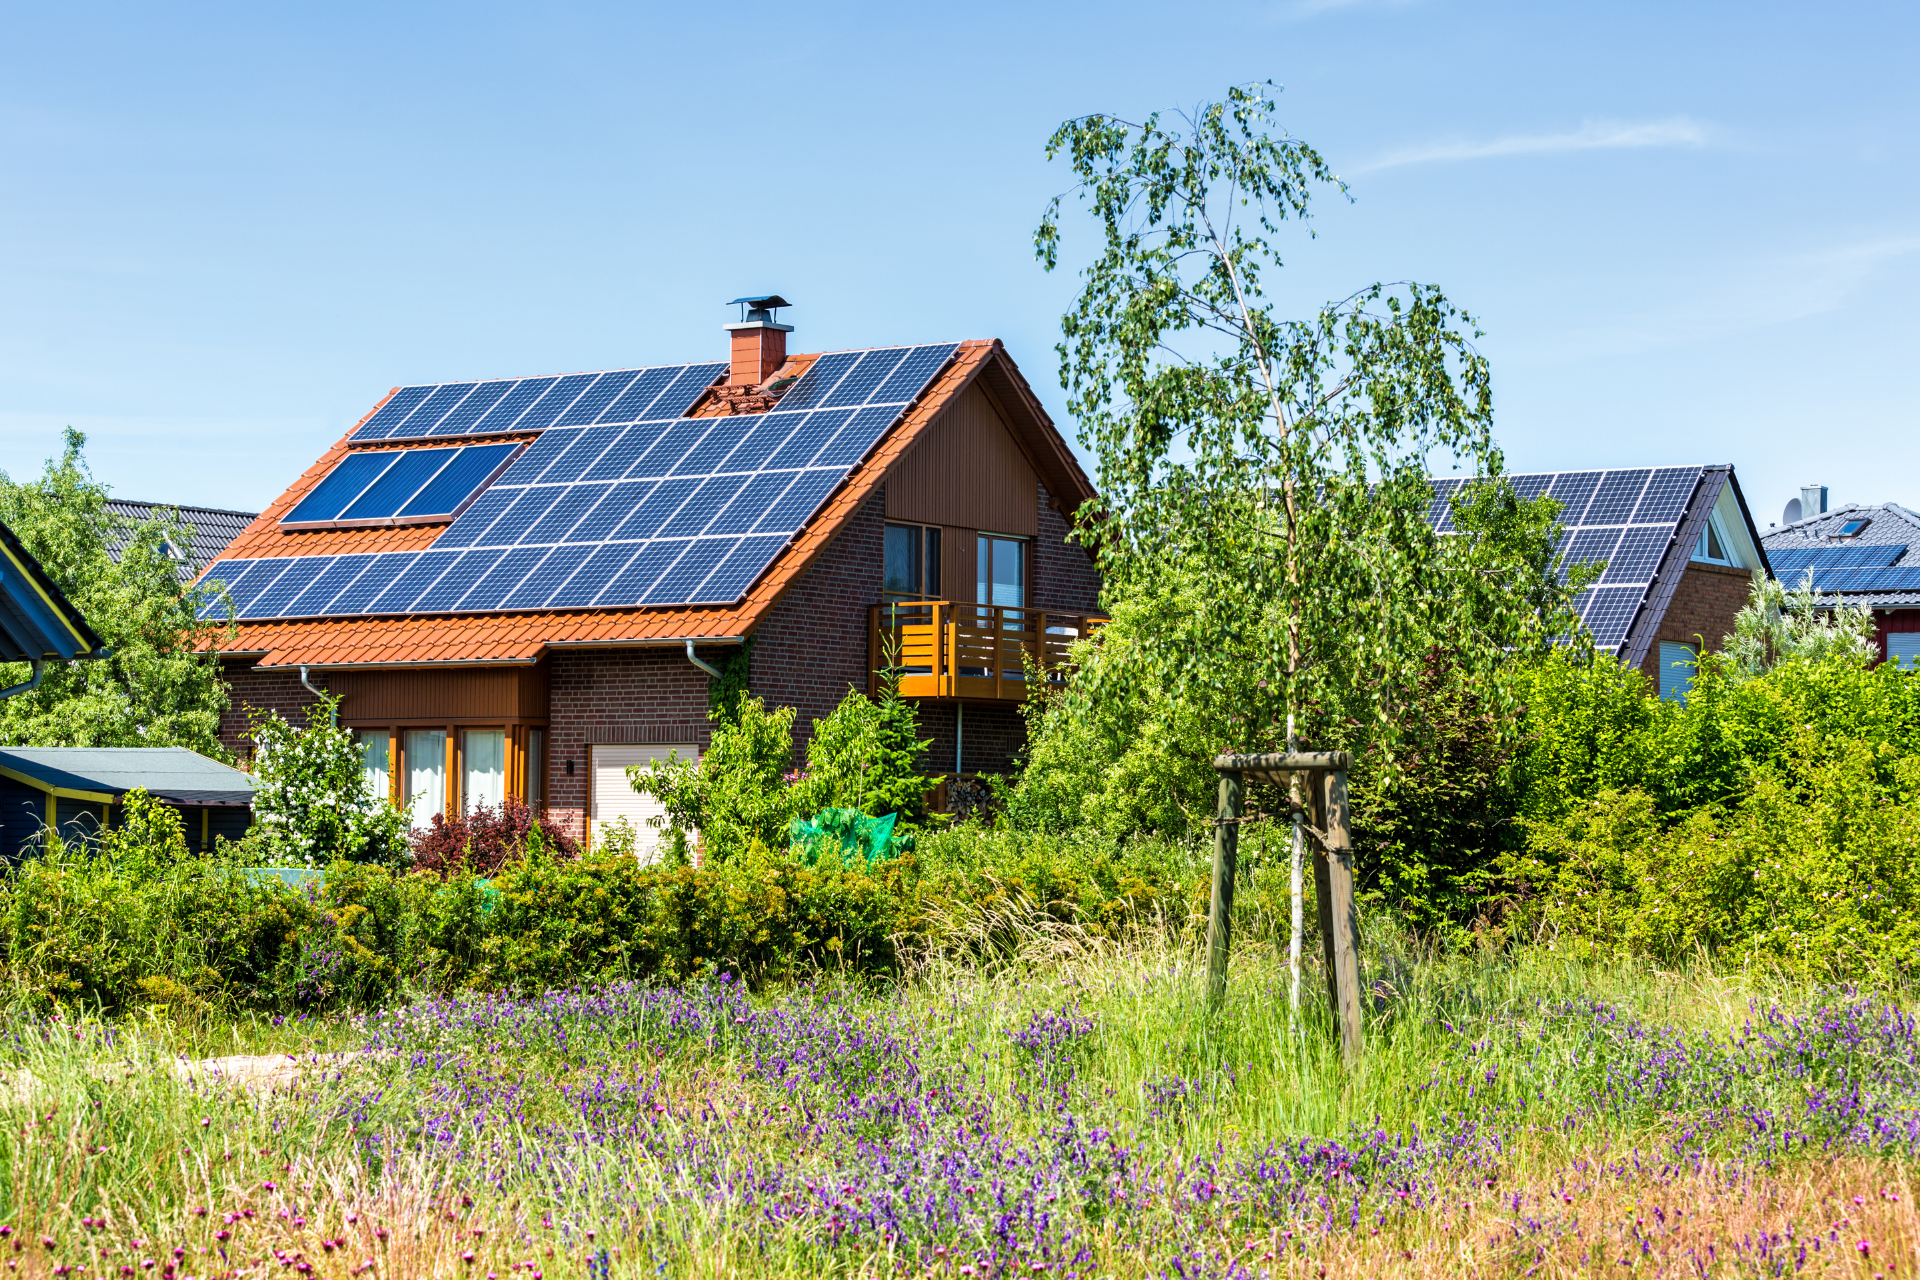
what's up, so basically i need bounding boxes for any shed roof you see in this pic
[0,746,254,806]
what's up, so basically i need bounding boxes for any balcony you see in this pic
[868,602,1107,703]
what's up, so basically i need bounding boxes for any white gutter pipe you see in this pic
[684,639,724,681]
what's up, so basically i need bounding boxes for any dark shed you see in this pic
[0,747,254,857]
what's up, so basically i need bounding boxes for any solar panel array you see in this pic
[1428,467,1706,649]
[1766,543,1907,573]
[202,344,960,620]
[281,442,521,527]
[349,361,728,442]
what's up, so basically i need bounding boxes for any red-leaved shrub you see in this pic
[410,798,580,875]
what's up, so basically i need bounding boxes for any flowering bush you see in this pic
[409,797,579,875]
[244,699,410,867]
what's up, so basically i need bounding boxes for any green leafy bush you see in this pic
[244,698,411,866]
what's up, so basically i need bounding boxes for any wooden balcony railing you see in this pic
[868,602,1106,702]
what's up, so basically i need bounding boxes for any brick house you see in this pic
[1762,499,1920,667]
[198,300,1102,845]
[1429,465,1771,699]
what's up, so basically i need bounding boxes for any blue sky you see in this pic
[2,1,1914,528]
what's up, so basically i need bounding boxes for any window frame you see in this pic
[883,522,944,602]
[1693,511,1736,566]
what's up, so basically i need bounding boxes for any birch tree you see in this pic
[1037,84,1580,1002]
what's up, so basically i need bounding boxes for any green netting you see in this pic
[788,808,908,865]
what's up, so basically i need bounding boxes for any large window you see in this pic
[463,729,506,812]
[977,535,1027,609]
[526,728,546,806]
[354,729,390,804]
[884,523,942,600]
[405,729,446,830]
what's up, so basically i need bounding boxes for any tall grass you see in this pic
[1,931,1913,1278]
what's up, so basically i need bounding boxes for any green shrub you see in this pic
[244,697,411,866]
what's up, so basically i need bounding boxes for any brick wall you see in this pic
[1638,561,1755,682]
[1032,483,1102,613]
[750,488,888,761]
[545,646,716,841]
[217,659,325,762]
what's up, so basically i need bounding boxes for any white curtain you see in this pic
[405,729,446,830]
[464,729,506,812]
[356,730,389,804]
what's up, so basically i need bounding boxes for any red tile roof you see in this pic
[205,341,1093,669]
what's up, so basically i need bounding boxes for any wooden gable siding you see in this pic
[884,383,1038,537]
[325,662,548,725]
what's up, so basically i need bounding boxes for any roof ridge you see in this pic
[108,499,261,519]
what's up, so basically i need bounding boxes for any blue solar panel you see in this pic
[659,476,746,537]
[871,344,958,404]
[610,477,700,540]
[597,368,678,423]
[338,449,459,521]
[1602,526,1671,584]
[521,486,605,545]
[457,546,549,612]
[1855,567,1920,591]
[1507,474,1554,502]
[1546,472,1602,525]
[1631,468,1700,524]
[699,535,789,602]
[247,558,329,619]
[1563,527,1623,577]
[1767,543,1904,572]
[706,472,798,536]
[548,543,642,608]
[566,481,655,543]
[765,410,853,469]
[555,371,641,428]
[671,420,752,476]
[823,348,908,408]
[196,558,266,617]
[650,363,726,417]
[486,488,566,543]
[777,352,860,412]
[389,383,478,438]
[645,539,734,603]
[814,405,900,467]
[332,553,421,613]
[535,425,623,486]
[599,541,683,605]
[470,377,558,433]
[397,443,521,520]
[432,381,516,436]
[754,469,842,534]
[355,386,436,440]
[1581,587,1644,647]
[514,374,598,433]
[283,451,397,525]
[412,549,504,613]
[504,545,590,609]
[284,556,373,617]
[629,420,708,478]
[715,413,804,473]
[1427,478,1464,531]
[367,550,461,614]
[1584,471,1651,525]
[435,487,519,548]
[581,424,664,481]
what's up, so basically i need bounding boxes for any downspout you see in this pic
[0,659,45,701]
[684,639,724,681]
[299,665,335,723]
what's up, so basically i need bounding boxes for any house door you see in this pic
[590,743,699,859]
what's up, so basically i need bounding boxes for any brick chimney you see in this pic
[724,294,793,387]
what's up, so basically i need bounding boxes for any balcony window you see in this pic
[884,523,941,601]
[977,535,1027,609]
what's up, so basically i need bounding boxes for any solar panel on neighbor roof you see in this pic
[351,361,729,442]
[1766,543,1905,574]
[1428,466,1706,649]
[200,344,961,620]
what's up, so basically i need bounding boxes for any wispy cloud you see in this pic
[1352,118,1709,173]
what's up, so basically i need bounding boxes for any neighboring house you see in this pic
[104,499,258,583]
[1428,465,1770,700]
[1761,496,1920,668]
[0,746,253,859]
[196,299,1103,844]
[0,515,109,699]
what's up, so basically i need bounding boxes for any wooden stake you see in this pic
[1206,769,1243,1009]
[1321,768,1363,1064]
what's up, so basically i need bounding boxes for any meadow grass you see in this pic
[1,929,1915,1279]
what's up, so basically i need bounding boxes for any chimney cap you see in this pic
[728,294,791,309]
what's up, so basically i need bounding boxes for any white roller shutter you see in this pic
[590,743,699,859]
[1890,633,1920,670]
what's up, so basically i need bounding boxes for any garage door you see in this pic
[590,743,699,859]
